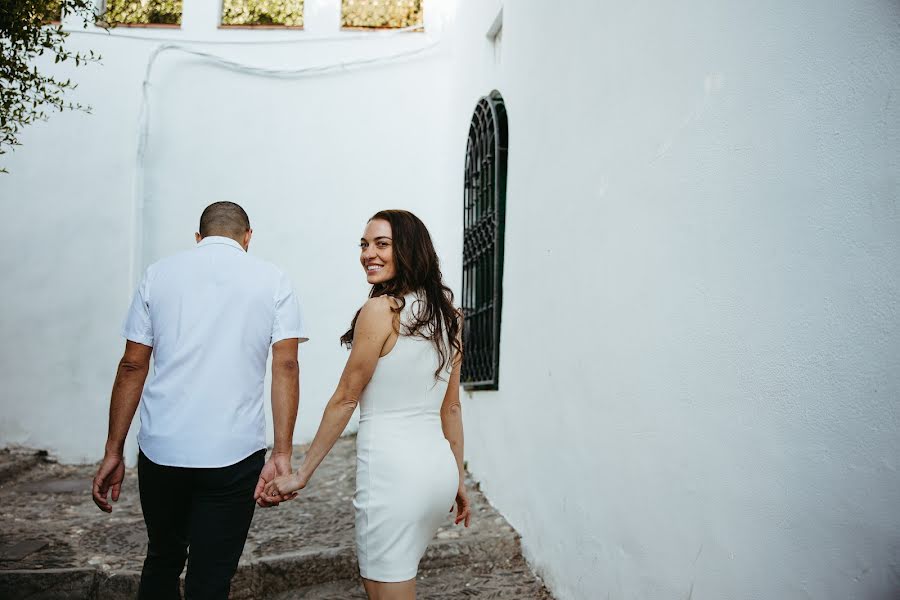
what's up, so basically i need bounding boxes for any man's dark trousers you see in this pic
[137,449,265,600]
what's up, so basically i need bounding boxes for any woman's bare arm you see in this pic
[440,359,464,483]
[265,296,394,495]
[440,320,470,526]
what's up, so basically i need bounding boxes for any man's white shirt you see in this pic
[122,236,308,468]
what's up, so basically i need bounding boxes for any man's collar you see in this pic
[196,236,245,252]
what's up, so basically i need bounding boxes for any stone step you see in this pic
[52,533,522,599]
[0,448,49,487]
[0,555,552,600]
[0,567,98,600]
[231,533,522,598]
[0,437,552,599]
[274,558,554,599]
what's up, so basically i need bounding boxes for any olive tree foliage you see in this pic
[0,0,101,173]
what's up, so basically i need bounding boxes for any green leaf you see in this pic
[1,0,101,173]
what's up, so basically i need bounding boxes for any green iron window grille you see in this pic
[462,90,508,391]
[341,0,422,30]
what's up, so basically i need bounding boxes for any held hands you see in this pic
[263,470,307,500]
[254,451,298,507]
[92,450,299,511]
[92,452,125,513]
[451,482,471,527]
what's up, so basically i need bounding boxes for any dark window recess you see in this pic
[461,90,508,391]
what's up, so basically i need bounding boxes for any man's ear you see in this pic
[243,229,253,250]
[195,232,202,243]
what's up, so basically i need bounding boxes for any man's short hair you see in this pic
[199,202,250,238]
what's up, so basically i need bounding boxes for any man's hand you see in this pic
[254,451,297,507]
[92,453,125,513]
[93,341,150,514]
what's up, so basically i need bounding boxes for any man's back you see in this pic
[123,236,306,467]
[94,202,304,599]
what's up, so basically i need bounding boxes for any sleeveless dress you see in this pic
[353,292,459,582]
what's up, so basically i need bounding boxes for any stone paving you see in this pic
[0,439,552,599]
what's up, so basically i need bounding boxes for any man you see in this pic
[91,202,307,599]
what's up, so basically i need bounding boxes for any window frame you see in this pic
[218,0,305,29]
[461,90,508,392]
[340,0,424,31]
[98,0,183,28]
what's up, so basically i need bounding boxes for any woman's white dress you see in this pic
[353,293,459,582]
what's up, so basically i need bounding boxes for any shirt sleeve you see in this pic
[272,271,308,345]
[121,268,154,346]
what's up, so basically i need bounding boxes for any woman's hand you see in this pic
[451,483,471,527]
[263,471,307,500]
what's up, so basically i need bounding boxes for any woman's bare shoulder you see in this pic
[358,295,397,323]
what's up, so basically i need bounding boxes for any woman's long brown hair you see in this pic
[340,210,462,379]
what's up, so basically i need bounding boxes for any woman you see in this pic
[265,210,470,600]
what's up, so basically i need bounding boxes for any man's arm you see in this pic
[92,340,152,513]
[254,337,300,507]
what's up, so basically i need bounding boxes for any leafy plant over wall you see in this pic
[221,0,303,27]
[103,0,181,26]
[0,0,101,173]
[341,0,421,29]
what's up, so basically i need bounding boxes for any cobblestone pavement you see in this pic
[0,438,552,599]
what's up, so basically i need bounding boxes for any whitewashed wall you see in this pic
[447,1,900,599]
[3,0,900,598]
[0,0,461,464]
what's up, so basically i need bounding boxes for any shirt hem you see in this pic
[273,331,309,344]
[121,331,153,346]
[137,441,267,469]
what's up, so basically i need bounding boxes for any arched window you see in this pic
[462,90,508,391]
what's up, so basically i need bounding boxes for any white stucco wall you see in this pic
[447,1,900,599]
[3,0,900,597]
[0,0,460,464]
